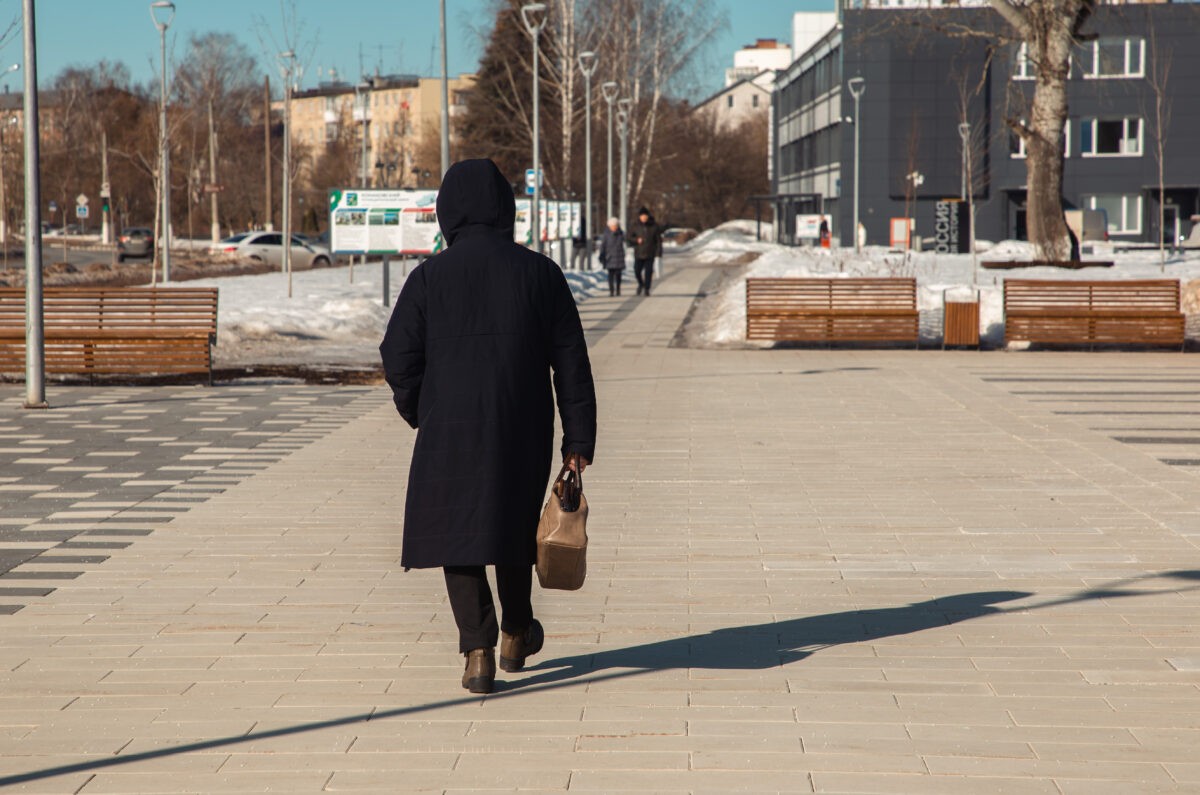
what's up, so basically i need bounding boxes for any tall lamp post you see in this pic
[520,3,547,255]
[601,82,617,222]
[355,80,371,188]
[958,121,975,275]
[957,122,970,201]
[439,0,451,177]
[278,50,296,298]
[151,1,175,281]
[847,76,865,253]
[617,97,631,233]
[578,51,597,270]
[21,0,45,409]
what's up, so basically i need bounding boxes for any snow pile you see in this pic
[690,232,1200,347]
[188,257,609,366]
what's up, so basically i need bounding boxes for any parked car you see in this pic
[209,231,332,269]
[117,227,154,262]
[662,227,698,246]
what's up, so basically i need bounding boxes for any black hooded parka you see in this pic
[379,159,597,569]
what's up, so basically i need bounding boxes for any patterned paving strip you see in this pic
[0,384,382,613]
[978,368,1200,475]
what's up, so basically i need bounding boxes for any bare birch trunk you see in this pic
[990,0,1085,261]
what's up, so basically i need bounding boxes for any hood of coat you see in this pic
[436,159,516,246]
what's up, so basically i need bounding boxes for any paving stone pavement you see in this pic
[2,259,1200,793]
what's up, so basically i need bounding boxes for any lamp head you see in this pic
[847,76,865,99]
[617,97,632,113]
[600,81,618,103]
[5,64,19,75]
[578,51,598,78]
[149,1,175,31]
[520,3,548,35]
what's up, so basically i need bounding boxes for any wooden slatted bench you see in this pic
[0,287,219,382]
[746,277,919,345]
[1004,279,1184,349]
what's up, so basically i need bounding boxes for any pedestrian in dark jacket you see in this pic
[598,217,625,297]
[379,158,597,695]
[628,206,663,296]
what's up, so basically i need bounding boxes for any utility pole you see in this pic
[209,99,219,242]
[279,50,296,298]
[263,75,272,230]
[22,0,45,409]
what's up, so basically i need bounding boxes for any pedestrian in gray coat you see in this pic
[598,217,625,297]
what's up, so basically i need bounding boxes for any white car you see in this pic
[209,232,332,269]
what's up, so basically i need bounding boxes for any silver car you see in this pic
[210,232,332,269]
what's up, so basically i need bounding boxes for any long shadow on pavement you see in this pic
[2,571,1198,786]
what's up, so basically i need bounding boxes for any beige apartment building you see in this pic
[284,72,475,190]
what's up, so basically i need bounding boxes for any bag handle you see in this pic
[554,454,583,512]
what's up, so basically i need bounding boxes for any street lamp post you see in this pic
[151,1,175,281]
[278,50,296,298]
[439,0,451,177]
[846,76,865,253]
[578,51,597,271]
[957,122,970,201]
[356,81,371,188]
[617,98,631,234]
[21,0,45,409]
[601,82,617,223]
[521,4,547,255]
[958,121,975,274]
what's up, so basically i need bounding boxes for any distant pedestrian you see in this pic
[379,159,597,695]
[571,215,588,270]
[629,206,663,296]
[599,217,626,297]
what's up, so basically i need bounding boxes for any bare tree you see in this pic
[584,0,725,206]
[1142,19,1173,270]
[988,0,1095,261]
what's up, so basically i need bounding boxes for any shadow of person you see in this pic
[509,590,1031,691]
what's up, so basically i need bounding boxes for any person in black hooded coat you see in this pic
[379,158,597,693]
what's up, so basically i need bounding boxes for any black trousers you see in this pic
[443,565,533,653]
[607,269,622,295]
[634,258,654,294]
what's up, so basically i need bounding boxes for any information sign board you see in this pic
[511,199,529,246]
[329,188,443,256]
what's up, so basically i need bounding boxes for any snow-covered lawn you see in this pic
[188,258,609,367]
[687,222,1200,347]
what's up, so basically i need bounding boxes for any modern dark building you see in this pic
[773,4,1200,248]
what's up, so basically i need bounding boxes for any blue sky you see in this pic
[0,0,831,99]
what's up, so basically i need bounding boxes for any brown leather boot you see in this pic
[499,618,544,673]
[461,648,495,694]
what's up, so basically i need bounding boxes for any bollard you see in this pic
[382,255,390,308]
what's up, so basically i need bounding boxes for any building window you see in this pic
[1014,42,1034,80]
[727,95,734,108]
[1081,37,1144,78]
[1083,194,1142,235]
[752,94,759,108]
[1080,117,1141,157]
[1009,120,1070,159]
